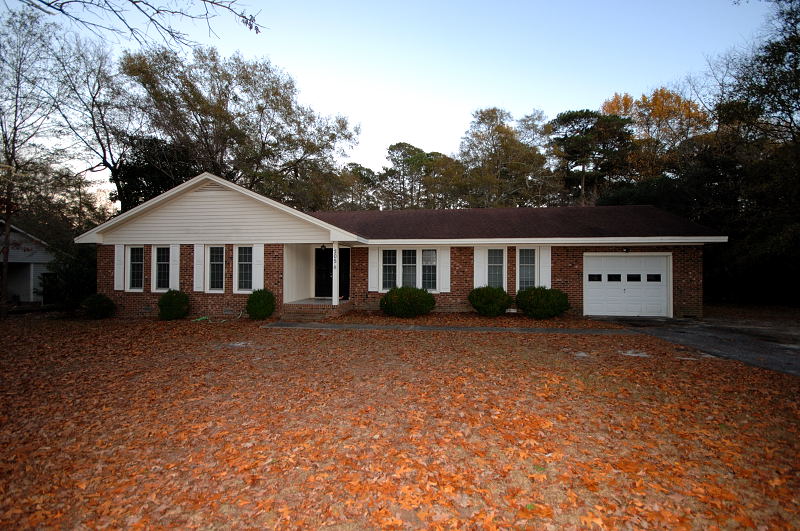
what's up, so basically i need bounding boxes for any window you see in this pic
[647,273,662,282]
[380,248,440,291]
[128,246,144,290]
[402,250,417,287]
[208,246,224,291]
[607,274,621,282]
[627,274,641,282]
[422,249,437,290]
[382,250,397,290]
[588,274,602,282]
[518,249,536,290]
[154,247,170,290]
[237,246,253,291]
[487,249,504,288]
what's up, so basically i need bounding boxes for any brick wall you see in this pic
[550,245,703,318]
[97,244,284,318]
[100,243,704,319]
[349,244,703,317]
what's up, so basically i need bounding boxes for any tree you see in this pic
[118,47,357,211]
[338,163,378,210]
[0,9,61,317]
[548,110,634,204]
[726,0,800,143]
[602,88,710,179]
[374,142,428,209]
[458,108,549,207]
[51,34,143,210]
[19,0,262,47]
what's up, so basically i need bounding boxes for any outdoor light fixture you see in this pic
[622,247,630,253]
[320,244,327,250]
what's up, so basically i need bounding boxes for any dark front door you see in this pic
[314,247,350,299]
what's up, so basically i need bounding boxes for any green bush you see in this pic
[468,286,513,317]
[515,287,570,319]
[380,286,435,317]
[246,289,276,319]
[82,293,115,319]
[158,289,190,320]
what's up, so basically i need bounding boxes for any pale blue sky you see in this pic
[25,0,775,171]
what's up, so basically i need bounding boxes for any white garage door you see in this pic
[583,255,670,317]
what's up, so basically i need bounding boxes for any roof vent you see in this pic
[200,182,227,193]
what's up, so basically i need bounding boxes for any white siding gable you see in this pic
[101,183,330,244]
[8,229,53,264]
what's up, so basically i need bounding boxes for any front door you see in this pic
[314,247,350,299]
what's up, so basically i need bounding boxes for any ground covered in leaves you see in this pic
[1,317,798,529]
[327,311,623,329]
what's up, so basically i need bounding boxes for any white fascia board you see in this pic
[74,172,361,244]
[361,236,728,245]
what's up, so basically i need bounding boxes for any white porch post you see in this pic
[331,241,339,306]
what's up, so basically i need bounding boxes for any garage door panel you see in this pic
[583,255,669,317]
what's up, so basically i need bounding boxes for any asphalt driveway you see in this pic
[608,310,800,376]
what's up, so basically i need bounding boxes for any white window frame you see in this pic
[516,247,537,292]
[151,246,171,293]
[379,248,439,293]
[233,245,254,294]
[205,245,226,293]
[126,245,144,292]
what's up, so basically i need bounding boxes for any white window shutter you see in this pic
[473,247,486,288]
[252,244,264,290]
[367,247,379,292]
[438,247,450,292]
[539,245,552,288]
[193,244,204,292]
[169,244,181,290]
[113,244,124,291]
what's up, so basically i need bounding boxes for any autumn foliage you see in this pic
[0,317,797,528]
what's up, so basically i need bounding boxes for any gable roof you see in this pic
[0,220,50,248]
[75,173,361,244]
[312,205,727,243]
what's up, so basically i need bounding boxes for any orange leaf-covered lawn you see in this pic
[1,317,798,529]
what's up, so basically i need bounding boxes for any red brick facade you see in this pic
[98,244,283,318]
[99,243,704,319]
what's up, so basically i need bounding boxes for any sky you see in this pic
[16,0,774,173]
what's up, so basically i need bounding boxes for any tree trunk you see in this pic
[1,180,13,320]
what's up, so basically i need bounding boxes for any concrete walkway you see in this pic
[263,321,635,335]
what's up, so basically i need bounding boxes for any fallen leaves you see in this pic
[0,316,798,528]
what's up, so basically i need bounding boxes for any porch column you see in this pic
[331,241,339,306]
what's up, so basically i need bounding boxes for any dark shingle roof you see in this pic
[311,205,723,240]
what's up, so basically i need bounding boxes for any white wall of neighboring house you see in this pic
[4,223,54,303]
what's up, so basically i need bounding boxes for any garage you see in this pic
[583,254,670,317]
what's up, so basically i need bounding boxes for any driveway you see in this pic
[608,309,800,376]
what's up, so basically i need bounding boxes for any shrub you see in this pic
[380,286,435,317]
[82,293,115,319]
[158,289,190,320]
[246,289,276,319]
[468,286,513,317]
[515,287,570,319]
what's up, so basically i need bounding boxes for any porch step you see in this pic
[281,302,352,322]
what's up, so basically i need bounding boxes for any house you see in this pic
[1,221,54,304]
[75,172,727,319]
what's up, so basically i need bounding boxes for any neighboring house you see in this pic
[1,221,55,304]
[75,172,727,319]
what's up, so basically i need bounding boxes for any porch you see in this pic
[282,243,355,321]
